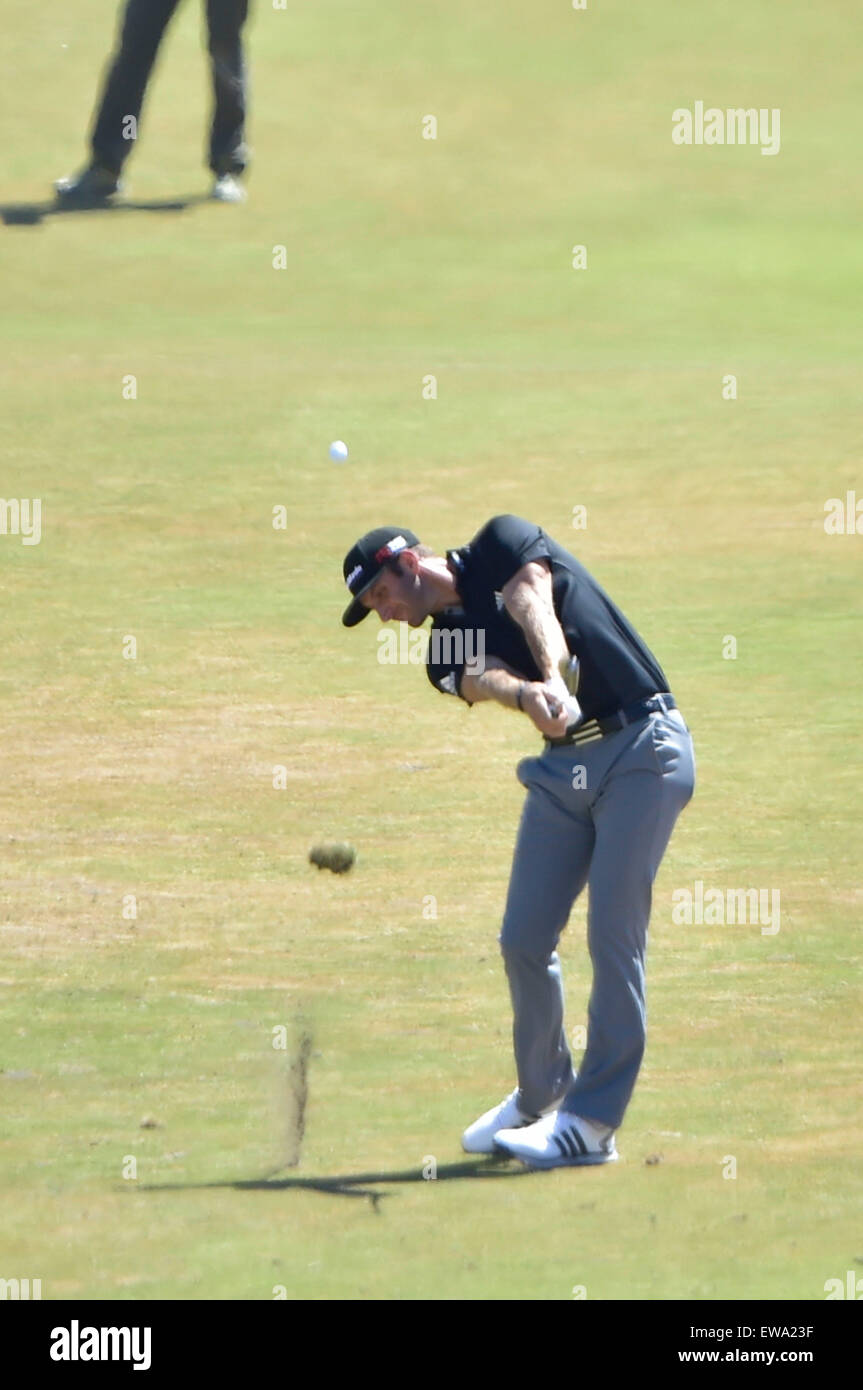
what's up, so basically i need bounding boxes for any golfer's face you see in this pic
[362,562,424,626]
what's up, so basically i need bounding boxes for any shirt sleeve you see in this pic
[425,617,476,705]
[470,515,552,590]
[425,659,468,702]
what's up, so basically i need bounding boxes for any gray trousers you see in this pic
[499,703,695,1130]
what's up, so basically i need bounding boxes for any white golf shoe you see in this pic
[461,1089,542,1155]
[494,1110,619,1168]
[212,174,246,203]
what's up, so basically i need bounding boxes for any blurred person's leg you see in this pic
[90,0,185,175]
[206,0,250,177]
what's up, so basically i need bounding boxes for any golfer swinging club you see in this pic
[341,515,695,1169]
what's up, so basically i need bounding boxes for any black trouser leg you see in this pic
[90,0,185,173]
[206,0,250,174]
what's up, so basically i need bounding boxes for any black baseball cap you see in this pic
[341,526,421,627]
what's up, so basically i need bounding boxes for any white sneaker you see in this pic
[494,1110,619,1168]
[212,174,246,203]
[461,1089,542,1155]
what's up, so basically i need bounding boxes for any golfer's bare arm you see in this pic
[460,657,525,710]
[459,561,571,735]
[501,559,570,684]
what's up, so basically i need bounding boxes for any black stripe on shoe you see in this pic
[564,1122,588,1157]
[554,1128,578,1160]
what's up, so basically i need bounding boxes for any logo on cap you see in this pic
[374,535,408,564]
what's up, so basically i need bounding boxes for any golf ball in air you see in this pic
[329,440,348,463]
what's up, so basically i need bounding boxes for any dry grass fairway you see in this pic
[1,0,861,1300]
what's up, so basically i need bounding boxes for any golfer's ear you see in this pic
[401,549,421,574]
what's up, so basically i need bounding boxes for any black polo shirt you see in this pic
[425,514,670,721]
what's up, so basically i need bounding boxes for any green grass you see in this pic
[1,0,861,1300]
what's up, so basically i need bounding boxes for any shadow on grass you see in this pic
[140,1156,530,1211]
[1,194,210,226]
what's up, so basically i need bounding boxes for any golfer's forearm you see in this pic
[461,666,525,710]
[504,582,569,682]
